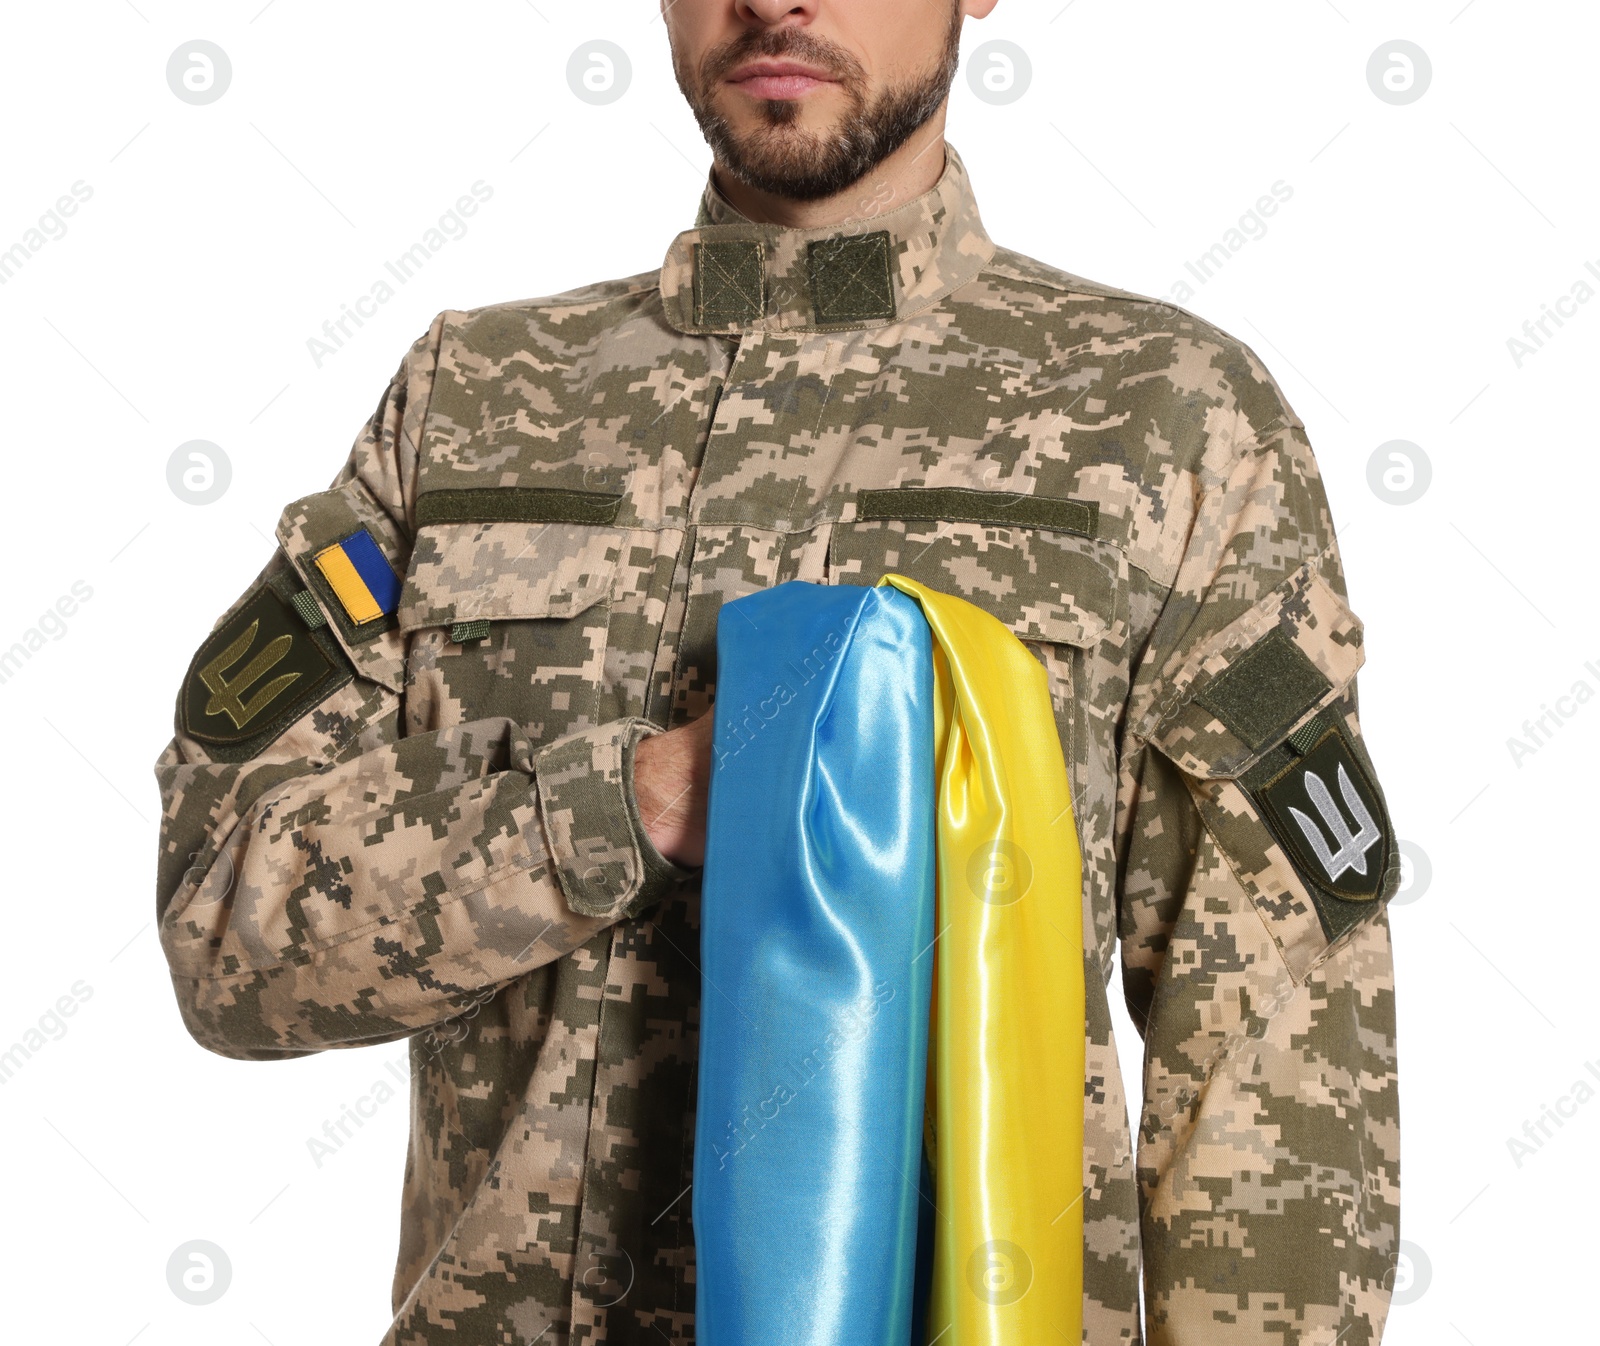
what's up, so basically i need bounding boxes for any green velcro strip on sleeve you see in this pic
[693,240,765,326]
[290,590,328,629]
[808,231,896,323]
[1195,627,1334,752]
[857,486,1098,539]
[449,619,492,644]
[415,487,624,527]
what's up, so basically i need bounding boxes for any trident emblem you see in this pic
[1289,763,1381,882]
[199,618,300,730]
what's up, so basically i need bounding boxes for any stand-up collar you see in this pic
[659,141,996,336]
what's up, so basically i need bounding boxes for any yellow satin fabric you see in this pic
[880,575,1085,1344]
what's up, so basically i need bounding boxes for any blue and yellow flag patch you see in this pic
[312,529,400,626]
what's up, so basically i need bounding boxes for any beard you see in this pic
[672,11,965,203]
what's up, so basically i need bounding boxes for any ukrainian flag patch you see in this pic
[313,529,401,626]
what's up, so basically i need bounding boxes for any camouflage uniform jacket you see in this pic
[155,141,1401,1344]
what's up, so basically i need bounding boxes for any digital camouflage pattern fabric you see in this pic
[154,141,1400,1344]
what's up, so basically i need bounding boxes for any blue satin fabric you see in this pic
[694,581,937,1346]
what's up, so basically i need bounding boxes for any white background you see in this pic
[0,2,1592,1342]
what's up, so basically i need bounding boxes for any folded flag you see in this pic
[695,575,1085,1345]
[694,581,937,1345]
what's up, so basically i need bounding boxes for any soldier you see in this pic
[154,1,1401,1342]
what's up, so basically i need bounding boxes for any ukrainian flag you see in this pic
[313,529,400,625]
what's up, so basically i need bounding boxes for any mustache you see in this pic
[700,26,865,86]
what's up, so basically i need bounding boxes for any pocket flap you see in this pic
[1144,551,1365,779]
[396,522,625,631]
[828,518,1114,649]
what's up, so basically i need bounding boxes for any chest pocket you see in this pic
[396,519,624,745]
[825,505,1123,778]
[825,505,1127,966]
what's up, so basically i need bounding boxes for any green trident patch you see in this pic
[182,582,347,753]
[200,620,299,729]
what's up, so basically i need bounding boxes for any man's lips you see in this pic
[725,60,838,100]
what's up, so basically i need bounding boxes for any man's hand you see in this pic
[633,711,715,868]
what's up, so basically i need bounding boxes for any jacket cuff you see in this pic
[533,717,692,921]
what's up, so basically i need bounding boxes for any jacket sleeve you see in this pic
[1115,358,1401,1345]
[154,316,687,1062]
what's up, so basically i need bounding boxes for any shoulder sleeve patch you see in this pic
[1242,709,1397,941]
[180,573,353,760]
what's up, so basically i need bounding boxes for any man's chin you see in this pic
[715,141,869,203]
[722,121,838,162]
[713,88,846,135]
[691,63,951,203]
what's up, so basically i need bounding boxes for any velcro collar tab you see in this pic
[659,140,997,335]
